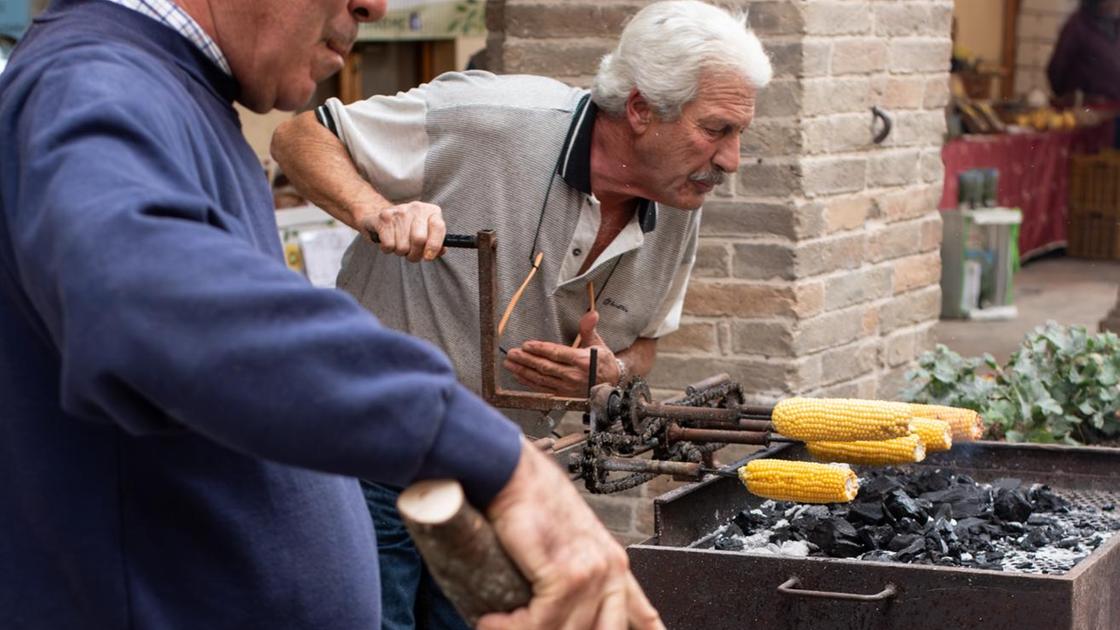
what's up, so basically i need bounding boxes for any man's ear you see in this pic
[625,89,653,134]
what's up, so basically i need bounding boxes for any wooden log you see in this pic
[397,480,532,625]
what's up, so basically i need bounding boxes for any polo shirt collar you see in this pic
[557,94,658,233]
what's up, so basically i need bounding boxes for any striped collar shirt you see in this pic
[558,94,658,234]
[102,0,231,75]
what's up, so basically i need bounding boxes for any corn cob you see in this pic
[771,397,913,442]
[805,434,926,466]
[739,459,859,504]
[910,417,953,452]
[908,403,984,442]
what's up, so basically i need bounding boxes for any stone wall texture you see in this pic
[487,0,952,544]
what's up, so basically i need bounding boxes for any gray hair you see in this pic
[591,1,773,119]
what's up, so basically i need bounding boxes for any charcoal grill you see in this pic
[629,441,1120,630]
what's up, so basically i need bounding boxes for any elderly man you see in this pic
[272,2,772,628]
[0,0,663,629]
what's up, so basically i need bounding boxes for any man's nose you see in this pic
[349,0,387,22]
[713,133,740,174]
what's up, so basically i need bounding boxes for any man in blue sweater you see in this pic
[0,1,663,629]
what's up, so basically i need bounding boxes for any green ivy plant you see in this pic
[903,322,1120,445]
[447,0,484,35]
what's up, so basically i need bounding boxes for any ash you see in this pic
[709,467,1120,574]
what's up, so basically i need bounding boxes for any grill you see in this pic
[629,441,1120,630]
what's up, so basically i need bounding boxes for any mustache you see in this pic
[688,167,726,187]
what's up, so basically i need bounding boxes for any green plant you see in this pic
[901,344,998,411]
[903,322,1120,445]
[447,0,484,35]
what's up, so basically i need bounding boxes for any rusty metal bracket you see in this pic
[473,230,590,414]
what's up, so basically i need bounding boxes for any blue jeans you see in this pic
[361,481,472,630]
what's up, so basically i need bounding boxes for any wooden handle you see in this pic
[397,480,532,625]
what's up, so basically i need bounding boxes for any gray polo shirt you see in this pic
[319,71,699,423]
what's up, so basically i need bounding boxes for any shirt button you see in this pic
[573,248,582,256]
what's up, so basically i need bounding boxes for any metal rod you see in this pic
[666,424,770,445]
[674,417,772,432]
[683,373,733,396]
[487,391,589,413]
[739,405,775,417]
[637,402,740,422]
[598,458,704,478]
[587,348,597,399]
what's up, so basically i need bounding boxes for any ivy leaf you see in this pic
[1099,361,1117,386]
[1078,400,1098,416]
[1028,427,1057,443]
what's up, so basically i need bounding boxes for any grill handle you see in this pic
[777,576,897,602]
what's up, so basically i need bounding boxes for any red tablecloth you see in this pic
[939,122,1115,258]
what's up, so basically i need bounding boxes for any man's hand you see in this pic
[503,311,621,397]
[359,200,446,262]
[479,438,664,630]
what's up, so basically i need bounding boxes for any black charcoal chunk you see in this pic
[885,489,928,523]
[848,501,885,524]
[994,489,1034,523]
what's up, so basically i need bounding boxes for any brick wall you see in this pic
[488,0,951,543]
[1015,0,1078,95]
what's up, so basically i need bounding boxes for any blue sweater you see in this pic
[0,1,522,628]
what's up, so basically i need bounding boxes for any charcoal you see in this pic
[805,517,861,555]
[859,525,895,550]
[832,539,866,557]
[713,466,1118,573]
[925,531,949,555]
[885,489,927,523]
[933,502,953,521]
[954,517,987,534]
[896,537,927,561]
[897,517,920,534]
[991,477,1022,491]
[861,550,895,563]
[920,485,985,519]
[848,501,885,524]
[1029,485,1070,513]
[1020,528,1050,551]
[1027,514,1059,527]
[994,488,1034,523]
[858,474,904,501]
[714,535,744,551]
[887,533,922,552]
[732,509,770,535]
[909,468,952,493]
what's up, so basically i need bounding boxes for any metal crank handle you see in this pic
[367,230,479,249]
[397,480,531,625]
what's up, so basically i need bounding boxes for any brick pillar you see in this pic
[1101,288,1120,333]
[1015,0,1078,96]
[487,0,952,542]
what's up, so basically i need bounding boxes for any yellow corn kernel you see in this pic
[739,459,859,504]
[806,434,926,466]
[771,397,913,442]
[908,403,984,442]
[910,417,953,452]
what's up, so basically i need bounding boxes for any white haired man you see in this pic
[272,1,771,627]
